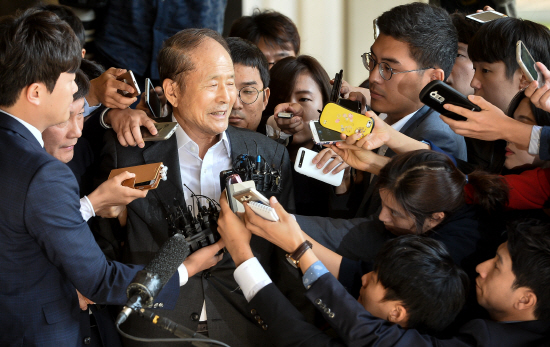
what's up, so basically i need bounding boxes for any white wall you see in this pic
[242,0,427,86]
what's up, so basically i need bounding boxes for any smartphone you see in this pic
[466,10,506,23]
[310,120,343,145]
[116,70,141,98]
[516,41,544,85]
[278,112,293,119]
[141,122,178,141]
[226,180,256,213]
[232,187,270,205]
[337,98,362,114]
[294,147,345,187]
[319,103,374,139]
[145,78,162,118]
[331,70,343,103]
[419,80,481,121]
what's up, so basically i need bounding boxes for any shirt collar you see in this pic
[379,109,420,132]
[173,116,231,158]
[0,110,44,147]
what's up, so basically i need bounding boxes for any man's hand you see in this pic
[244,196,305,254]
[441,95,529,144]
[216,192,254,267]
[104,108,157,148]
[95,205,126,219]
[525,62,550,113]
[76,289,94,311]
[273,103,306,135]
[330,140,389,175]
[88,68,137,109]
[87,171,148,215]
[311,147,348,174]
[183,240,226,277]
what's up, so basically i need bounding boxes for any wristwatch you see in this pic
[285,240,312,269]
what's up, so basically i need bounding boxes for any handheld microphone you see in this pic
[116,233,190,325]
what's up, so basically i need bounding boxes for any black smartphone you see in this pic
[419,80,481,121]
[337,98,362,114]
[145,78,162,118]
[331,70,343,103]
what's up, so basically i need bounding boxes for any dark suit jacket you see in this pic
[98,122,300,347]
[251,273,550,347]
[0,112,178,346]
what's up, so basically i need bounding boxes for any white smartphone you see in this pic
[516,40,544,85]
[294,147,345,187]
[466,10,506,23]
[310,120,344,145]
[145,78,162,118]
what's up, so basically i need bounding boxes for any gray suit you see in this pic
[299,106,466,259]
[98,123,299,347]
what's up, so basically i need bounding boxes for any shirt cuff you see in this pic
[302,261,329,289]
[529,125,542,155]
[99,107,112,129]
[83,98,101,118]
[79,196,95,222]
[234,257,272,302]
[177,264,189,287]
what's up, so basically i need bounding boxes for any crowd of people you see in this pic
[1,1,550,347]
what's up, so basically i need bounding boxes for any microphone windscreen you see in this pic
[144,233,190,287]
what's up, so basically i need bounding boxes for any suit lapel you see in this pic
[0,111,43,149]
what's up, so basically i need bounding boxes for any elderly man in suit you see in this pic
[98,28,296,347]
[0,9,180,347]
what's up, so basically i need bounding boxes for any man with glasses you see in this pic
[97,29,296,346]
[226,37,271,132]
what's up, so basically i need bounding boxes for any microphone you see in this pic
[116,233,190,326]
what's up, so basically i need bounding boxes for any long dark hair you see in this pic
[507,90,550,127]
[378,150,508,232]
[263,55,331,119]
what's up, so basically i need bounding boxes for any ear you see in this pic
[518,72,530,90]
[514,289,537,313]
[423,212,445,231]
[387,303,408,327]
[430,68,445,82]
[262,87,270,111]
[26,83,43,107]
[81,48,86,58]
[163,78,179,108]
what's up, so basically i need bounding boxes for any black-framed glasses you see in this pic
[361,52,433,81]
[238,86,265,104]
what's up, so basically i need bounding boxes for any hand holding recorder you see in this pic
[273,103,306,135]
[88,68,137,109]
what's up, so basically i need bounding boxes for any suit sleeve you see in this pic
[539,126,550,161]
[248,283,345,347]
[25,160,179,307]
[306,274,476,347]
[280,146,296,213]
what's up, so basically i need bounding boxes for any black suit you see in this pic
[250,273,550,347]
[98,122,302,346]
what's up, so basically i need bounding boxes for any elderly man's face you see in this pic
[169,38,237,137]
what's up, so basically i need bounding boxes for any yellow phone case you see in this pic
[319,103,374,139]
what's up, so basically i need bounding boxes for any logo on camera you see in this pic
[430,91,445,104]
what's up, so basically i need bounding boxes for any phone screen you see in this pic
[146,78,162,118]
[468,11,506,23]
[313,121,343,142]
[519,42,538,81]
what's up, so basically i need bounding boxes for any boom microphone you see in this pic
[116,233,190,325]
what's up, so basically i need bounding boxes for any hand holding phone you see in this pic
[318,103,374,139]
[310,120,343,145]
[141,122,178,142]
[232,188,279,221]
[294,147,345,186]
[516,41,545,86]
[116,70,141,98]
[419,80,480,121]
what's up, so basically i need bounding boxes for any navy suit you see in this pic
[250,273,550,347]
[0,112,178,346]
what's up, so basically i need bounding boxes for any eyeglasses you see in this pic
[361,52,433,81]
[238,86,264,104]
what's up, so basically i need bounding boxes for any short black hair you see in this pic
[229,9,300,54]
[376,2,457,80]
[79,58,105,80]
[375,235,469,332]
[469,17,550,80]
[0,9,81,107]
[158,28,230,89]
[35,4,86,49]
[507,219,550,320]
[73,69,90,102]
[226,37,270,89]
[507,90,550,127]
[450,12,482,45]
